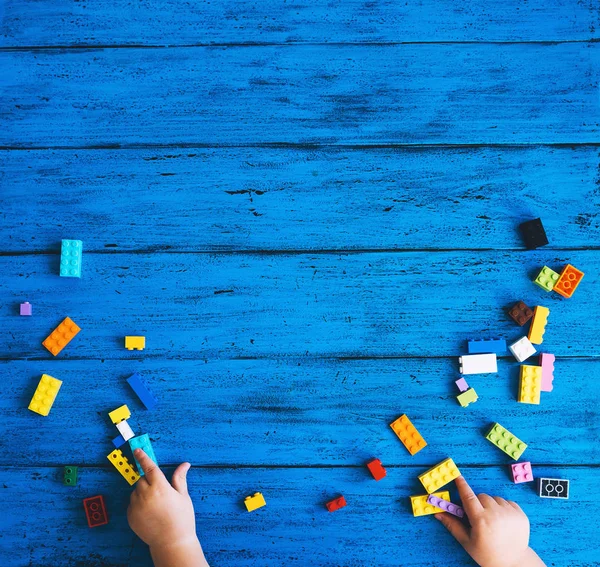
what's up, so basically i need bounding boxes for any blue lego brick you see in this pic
[467,338,507,354]
[60,239,83,278]
[111,434,126,448]
[126,373,158,410]
[129,433,158,476]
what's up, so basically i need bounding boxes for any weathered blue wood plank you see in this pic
[1,0,598,46]
[1,146,599,252]
[2,44,598,147]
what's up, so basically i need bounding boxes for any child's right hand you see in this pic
[436,476,546,567]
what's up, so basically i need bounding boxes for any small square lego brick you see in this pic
[519,218,548,249]
[244,492,266,512]
[20,302,32,316]
[108,404,131,424]
[518,365,542,405]
[539,353,555,392]
[28,374,63,416]
[42,317,81,356]
[485,423,527,460]
[410,490,451,517]
[325,495,347,512]
[508,301,534,326]
[390,414,427,456]
[533,266,560,292]
[418,458,461,494]
[426,494,464,518]
[60,239,83,278]
[538,478,569,499]
[458,353,497,375]
[467,338,507,354]
[83,495,108,528]
[366,458,387,481]
[111,434,126,449]
[457,388,478,407]
[116,420,135,442]
[455,377,469,392]
[553,264,584,298]
[528,306,549,345]
[63,466,78,486]
[129,434,157,476]
[125,336,146,350]
[107,450,140,486]
[511,462,534,484]
[509,336,536,363]
[126,373,158,410]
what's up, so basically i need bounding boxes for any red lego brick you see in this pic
[83,495,109,528]
[508,301,534,326]
[325,495,347,512]
[366,458,387,481]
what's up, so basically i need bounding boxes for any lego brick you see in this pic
[539,353,555,392]
[83,495,108,528]
[518,365,542,405]
[60,239,83,278]
[107,449,140,486]
[519,218,548,249]
[129,434,158,476]
[410,491,451,517]
[111,434,126,449]
[126,373,158,410]
[20,302,32,316]
[244,492,266,512]
[455,377,469,392]
[42,317,81,356]
[325,496,347,512]
[125,336,146,350]
[426,494,464,518]
[553,264,584,298]
[63,466,78,486]
[486,423,527,460]
[509,336,536,363]
[511,462,534,484]
[457,388,478,407]
[533,266,560,292]
[528,306,549,345]
[467,338,506,354]
[418,458,461,494]
[116,420,135,442]
[538,478,569,499]
[508,301,534,326]
[28,374,63,416]
[458,353,497,375]
[108,404,131,424]
[366,458,387,481]
[390,414,427,456]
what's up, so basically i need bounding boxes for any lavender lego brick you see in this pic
[539,353,555,392]
[111,434,126,449]
[455,378,469,392]
[426,495,464,518]
[467,338,507,354]
[511,462,534,484]
[20,302,32,316]
[126,373,158,410]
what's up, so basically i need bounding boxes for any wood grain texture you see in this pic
[1,146,600,252]
[1,0,599,46]
[2,43,599,148]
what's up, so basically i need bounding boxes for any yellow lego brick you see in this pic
[108,404,131,424]
[527,306,549,345]
[125,336,146,350]
[390,414,427,456]
[410,491,451,517]
[107,450,140,486]
[28,374,63,416]
[518,365,542,405]
[244,492,266,512]
[42,317,81,356]
[418,458,461,494]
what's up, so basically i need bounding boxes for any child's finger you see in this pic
[171,462,191,495]
[435,513,469,546]
[134,448,167,485]
[455,476,484,518]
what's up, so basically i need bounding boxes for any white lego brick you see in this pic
[509,336,536,362]
[458,353,497,375]
[116,420,135,442]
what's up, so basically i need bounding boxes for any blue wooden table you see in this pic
[1,1,599,565]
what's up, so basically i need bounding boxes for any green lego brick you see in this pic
[533,266,560,292]
[485,423,527,460]
[63,465,78,486]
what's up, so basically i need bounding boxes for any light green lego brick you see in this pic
[485,423,527,460]
[533,266,560,292]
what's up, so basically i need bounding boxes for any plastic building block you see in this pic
[467,338,506,354]
[20,302,32,316]
[366,458,387,481]
[508,301,534,326]
[511,462,534,484]
[539,353,555,392]
[42,317,81,356]
[518,365,542,405]
[457,388,478,407]
[28,374,63,416]
[116,420,135,442]
[125,336,146,350]
[528,306,549,345]
[538,478,569,499]
[418,458,461,494]
[83,495,108,528]
[108,404,131,424]
[509,336,536,363]
[129,434,157,476]
[244,492,266,512]
[410,490,451,517]
[553,264,584,298]
[486,423,527,460]
[534,266,559,292]
[63,466,78,486]
[60,239,83,277]
[519,218,548,249]
[390,414,427,456]
[126,373,158,410]
[325,495,347,512]
[458,353,497,375]
[111,434,126,448]
[455,377,469,392]
[107,449,140,486]
[427,494,464,518]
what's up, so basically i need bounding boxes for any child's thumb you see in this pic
[171,462,191,495]
[435,513,470,546]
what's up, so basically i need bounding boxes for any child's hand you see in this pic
[436,476,545,567]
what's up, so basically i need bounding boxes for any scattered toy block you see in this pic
[410,490,451,517]
[418,458,461,494]
[390,414,427,456]
[486,423,527,460]
[519,218,548,249]
[511,462,534,484]
[467,338,506,354]
[508,301,534,326]
[28,374,63,416]
[528,306,549,345]
[553,264,584,298]
[244,492,266,512]
[533,266,559,292]
[116,420,135,442]
[129,434,157,476]
[83,495,108,528]
[111,434,126,448]
[426,494,464,518]
[539,353,555,392]
[366,458,387,481]
[457,388,478,407]
[20,302,32,316]
[509,336,536,363]
[458,353,497,375]
[63,466,78,486]
[107,450,140,486]
[60,239,83,278]
[538,478,569,499]
[126,373,158,410]
[455,377,469,392]
[325,495,347,512]
[125,336,146,350]
[518,365,542,405]
[42,317,81,356]
[108,404,131,424]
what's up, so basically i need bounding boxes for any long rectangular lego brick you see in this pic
[410,490,451,517]
[129,434,158,476]
[107,449,140,486]
[42,317,81,356]
[518,365,542,405]
[538,478,569,499]
[28,374,63,416]
[467,338,506,354]
[528,306,549,345]
[539,353,555,392]
[418,458,460,494]
[60,239,83,278]
[83,495,108,528]
[126,373,158,410]
[426,494,464,518]
[390,414,427,455]
[553,264,584,298]
[485,423,527,460]
[458,353,497,375]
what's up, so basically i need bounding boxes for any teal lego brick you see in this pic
[129,434,158,476]
[533,266,560,292]
[486,423,528,460]
[60,239,83,278]
[63,466,78,486]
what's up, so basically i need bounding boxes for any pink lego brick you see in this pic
[539,353,555,392]
[511,462,534,484]
[455,378,469,392]
[20,302,32,316]
[426,495,464,518]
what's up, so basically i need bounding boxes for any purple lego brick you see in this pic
[126,373,158,410]
[539,353,555,392]
[111,434,126,448]
[511,462,534,484]
[426,495,464,518]
[467,338,507,354]
[20,302,32,316]
[455,378,469,392]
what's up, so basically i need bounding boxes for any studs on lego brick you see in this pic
[60,239,83,278]
[519,218,548,249]
[528,306,549,345]
[83,495,108,528]
[28,374,63,416]
[511,462,534,484]
[426,494,464,518]
[418,458,460,494]
[390,414,427,456]
[244,492,266,512]
[509,336,536,363]
[410,491,450,517]
[42,317,81,356]
[458,353,497,375]
[325,495,347,512]
[553,264,584,298]
[533,266,559,292]
[508,301,534,326]
[485,423,527,460]
[538,478,569,499]
[20,302,32,316]
[63,466,78,486]
[518,365,542,405]
[366,458,387,481]
[107,450,140,486]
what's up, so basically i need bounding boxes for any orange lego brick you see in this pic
[553,264,584,298]
[42,317,81,356]
[390,414,427,456]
